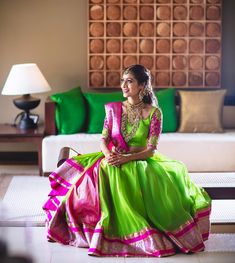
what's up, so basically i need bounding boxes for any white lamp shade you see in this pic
[1,63,51,95]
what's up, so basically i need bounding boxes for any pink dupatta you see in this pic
[104,102,129,153]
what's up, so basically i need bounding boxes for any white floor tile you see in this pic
[51,251,125,263]
[198,252,235,263]
[124,253,200,263]
[1,227,235,263]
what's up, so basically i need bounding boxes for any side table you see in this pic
[0,124,44,176]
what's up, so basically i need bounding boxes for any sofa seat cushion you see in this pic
[42,134,102,172]
[42,130,235,173]
[158,130,235,172]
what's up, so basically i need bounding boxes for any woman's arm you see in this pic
[128,147,155,161]
[100,138,112,158]
[107,147,154,167]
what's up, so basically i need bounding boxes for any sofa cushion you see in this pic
[51,87,86,134]
[51,88,177,134]
[83,88,178,134]
[155,88,177,132]
[178,89,226,133]
[83,92,124,133]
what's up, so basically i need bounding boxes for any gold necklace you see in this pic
[121,101,144,142]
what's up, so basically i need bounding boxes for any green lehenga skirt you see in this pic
[43,151,211,257]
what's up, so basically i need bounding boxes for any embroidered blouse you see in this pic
[101,103,162,150]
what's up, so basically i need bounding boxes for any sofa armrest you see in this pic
[57,146,79,167]
[44,98,57,135]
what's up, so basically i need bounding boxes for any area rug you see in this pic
[1,176,50,226]
[204,234,235,252]
[1,176,235,227]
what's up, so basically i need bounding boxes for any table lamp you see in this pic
[1,63,51,129]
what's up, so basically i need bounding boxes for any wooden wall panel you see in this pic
[88,0,222,88]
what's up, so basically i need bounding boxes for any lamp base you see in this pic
[13,95,40,130]
[17,112,37,129]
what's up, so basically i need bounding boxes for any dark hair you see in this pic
[123,64,158,106]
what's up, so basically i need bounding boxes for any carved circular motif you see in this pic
[189,39,204,53]
[190,5,204,20]
[90,72,104,86]
[189,22,204,36]
[173,39,187,53]
[206,56,220,70]
[206,72,220,86]
[106,55,121,70]
[206,23,221,37]
[173,56,187,70]
[106,39,120,53]
[90,56,104,70]
[123,5,137,20]
[189,56,203,70]
[90,39,104,53]
[207,5,220,20]
[157,23,170,37]
[89,22,104,37]
[139,56,154,69]
[174,6,187,20]
[90,5,103,20]
[156,39,170,53]
[157,6,171,20]
[155,72,170,86]
[123,56,137,68]
[206,39,220,53]
[156,56,170,69]
[140,6,154,20]
[140,23,154,37]
[173,23,187,37]
[107,5,121,20]
[123,22,138,36]
[172,72,186,86]
[139,39,154,53]
[189,72,203,86]
[107,22,121,37]
[107,72,120,86]
[123,39,137,53]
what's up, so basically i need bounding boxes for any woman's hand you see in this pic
[105,152,131,167]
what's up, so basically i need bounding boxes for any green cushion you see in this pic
[51,87,86,134]
[51,87,177,134]
[155,88,177,132]
[83,92,124,133]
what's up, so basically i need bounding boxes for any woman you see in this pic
[43,64,211,257]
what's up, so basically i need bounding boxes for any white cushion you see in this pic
[158,130,235,172]
[42,134,102,173]
[42,130,235,173]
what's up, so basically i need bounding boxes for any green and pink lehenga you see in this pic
[43,102,211,257]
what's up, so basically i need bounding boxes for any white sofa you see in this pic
[42,130,235,174]
[42,100,235,175]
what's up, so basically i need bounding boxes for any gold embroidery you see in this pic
[121,101,144,142]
